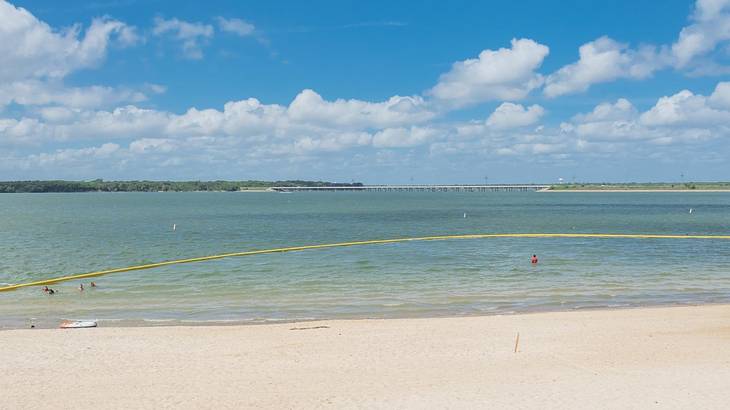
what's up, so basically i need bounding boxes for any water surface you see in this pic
[1,192,729,328]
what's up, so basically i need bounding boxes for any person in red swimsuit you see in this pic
[531,254,538,264]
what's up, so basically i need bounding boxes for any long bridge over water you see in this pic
[269,184,550,192]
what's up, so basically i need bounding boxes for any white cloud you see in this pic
[37,107,77,122]
[708,81,730,108]
[486,103,545,129]
[672,0,730,67]
[544,37,666,97]
[4,1,730,179]
[545,0,730,97]
[0,2,148,111]
[568,99,640,141]
[7,83,730,178]
[117,24,141,47]
[428,38,549,107]
[153,17,214,59]
[555,85,730,150]
[10,82,728,166]
[0,88,436,148]
[287,89,434,129]
[0,117,47,145]
[32,142,120,166]
[0,80,147,109]
[572,98,637,123]
[640,89,730,126]
[129,138,177,154]
[291,132,372,153]
[216,17,255,36]
[372,127,439,148]
[0,2,138,82]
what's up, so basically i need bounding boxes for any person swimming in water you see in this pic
[531,254,538,264]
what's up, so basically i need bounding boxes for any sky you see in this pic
[1,0,730,183]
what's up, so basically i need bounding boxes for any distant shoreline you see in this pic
[543,189,730,192]
[0,180,362,193]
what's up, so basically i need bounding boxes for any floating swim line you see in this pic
[2,233,729,293]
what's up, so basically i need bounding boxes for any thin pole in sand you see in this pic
[514,332,520,353]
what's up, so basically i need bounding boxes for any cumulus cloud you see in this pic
[0,80,147,109]
[557,85,730,149]
[0,89,435,147]
[708,81,730,108]
[428,38,549,107]
[0,2,138,82]
[129,138,177,154]
[372,127,439,148]
[571,98,637,123]
[153,17,214,59]
[438,83,730,162]
[486,103,545,129]
[6,82,730,178]
[287,89,435,129]
[640,89,730,126]
[672,0,730,68]
[4,0,730,179]
[216,17,255,36]
[544,37,666,97]
[0,1,148,110]
[546,0,730,96]
[31,142,121,166]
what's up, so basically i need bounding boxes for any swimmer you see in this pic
[531,254,538,264]
[79,283,84,291]
[90,282,97,288]
[43,286,49,293]
[48,289,55,295]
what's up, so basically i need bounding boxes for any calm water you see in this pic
[1,192,730,328]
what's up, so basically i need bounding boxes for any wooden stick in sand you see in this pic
[514,332,520,353]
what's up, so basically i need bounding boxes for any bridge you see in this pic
[268,184,550,192]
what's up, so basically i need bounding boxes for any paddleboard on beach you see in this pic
[60,320,97,329]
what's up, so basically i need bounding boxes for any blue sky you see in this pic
[2,0,730,183]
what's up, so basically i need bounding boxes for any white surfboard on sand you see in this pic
[60,320,97,329]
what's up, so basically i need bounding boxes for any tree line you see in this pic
[0,180,364,193]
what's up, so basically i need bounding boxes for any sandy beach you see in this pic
[2,304,730,409]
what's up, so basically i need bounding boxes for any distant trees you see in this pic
[0,180,364,193]
[549,182,728,190]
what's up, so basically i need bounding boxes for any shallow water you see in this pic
[1,191,730,328]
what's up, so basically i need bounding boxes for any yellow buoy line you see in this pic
[2,232,729,293]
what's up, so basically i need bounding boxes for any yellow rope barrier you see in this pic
[2,233,729,293]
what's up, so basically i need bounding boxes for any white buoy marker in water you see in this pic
[689,208,693,214]
[172,223,177,231]
[463,213,467,218]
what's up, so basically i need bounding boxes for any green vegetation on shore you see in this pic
[548,182,730,191]
[0,180,363,193]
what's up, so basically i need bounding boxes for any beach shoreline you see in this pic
[5,300,729,331]
[543,189,730,192]
[4,303,730,409]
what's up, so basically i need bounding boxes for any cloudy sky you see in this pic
[2,0,730,183]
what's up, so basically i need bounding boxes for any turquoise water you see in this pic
[1,192,730,328]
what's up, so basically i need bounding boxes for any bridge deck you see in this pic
[269,185,549,192]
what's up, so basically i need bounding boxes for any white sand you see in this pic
[3,304,730,409]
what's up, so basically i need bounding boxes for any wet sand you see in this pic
[3,304,730,409]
